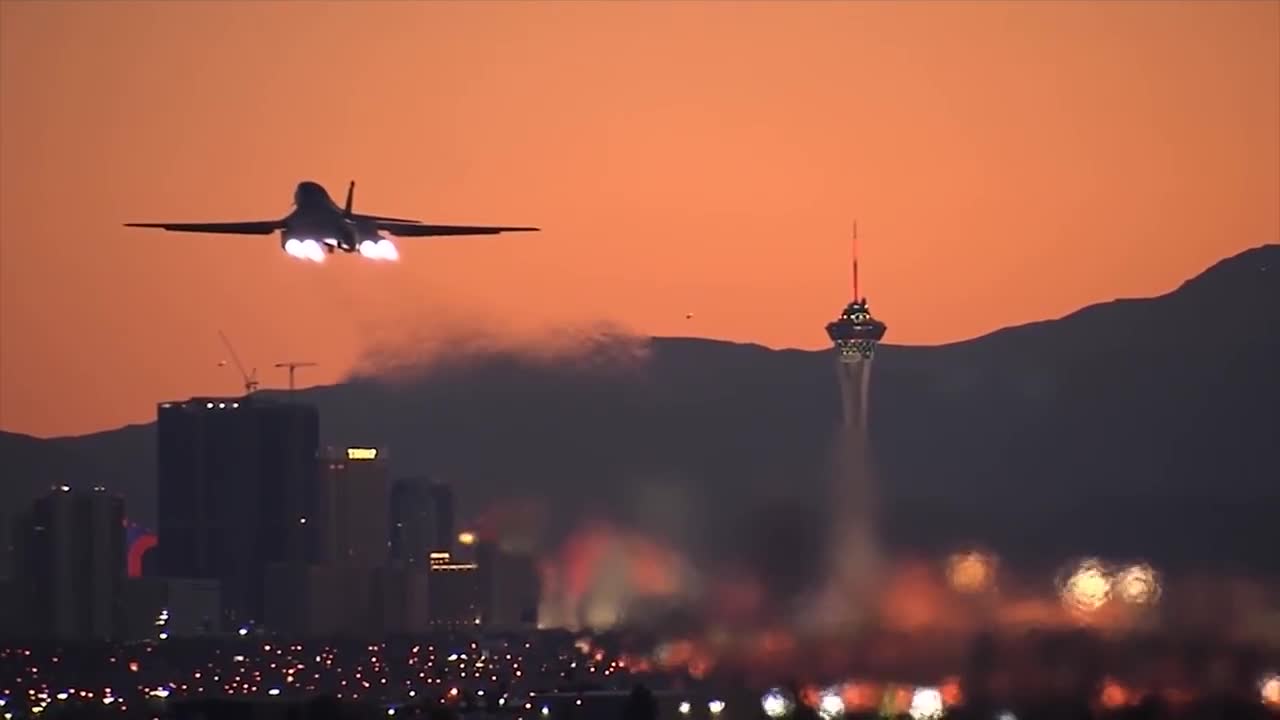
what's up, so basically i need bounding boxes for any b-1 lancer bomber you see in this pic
[124,180,540,263]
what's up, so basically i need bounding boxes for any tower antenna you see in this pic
[852,220,859,301]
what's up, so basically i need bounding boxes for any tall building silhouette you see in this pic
[390,477,455,563]
[156,396,319,625]
[318,446,390,567]
[16,486,125,640]
[476,540,541,628]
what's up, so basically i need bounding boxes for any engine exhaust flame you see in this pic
[359,238,400,261]
[283,238,325,263]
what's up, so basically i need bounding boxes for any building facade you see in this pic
[390,477,455,564]
[17,486,126,640]
[156,396,320,625]
[318,446,390,568]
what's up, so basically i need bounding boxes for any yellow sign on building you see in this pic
[346,447,378,461]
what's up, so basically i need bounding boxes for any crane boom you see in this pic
[274,361,318,392]
[217,330,259,393]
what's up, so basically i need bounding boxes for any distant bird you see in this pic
[685,313,694,320]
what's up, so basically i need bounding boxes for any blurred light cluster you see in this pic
[760,688,793,718]
[816,687,843,719]
[1114,563,1161,605]
[1059,558,1162,614]
[1061,559,1113,613]
[1261,672,1280,708]
[946,551,997,594]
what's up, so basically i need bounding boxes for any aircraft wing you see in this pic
[123,220,283,235]
[378,221,540,237]
[351,213,423,224]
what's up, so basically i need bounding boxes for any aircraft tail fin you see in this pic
[343,181,355,217]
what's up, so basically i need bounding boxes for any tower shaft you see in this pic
[834,358,876,529]
[836,357,873,431]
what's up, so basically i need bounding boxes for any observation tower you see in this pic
[825,223,888,429]
[815,222,888,628]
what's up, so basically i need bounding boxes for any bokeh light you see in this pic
[1260,672,1280,708]
[946,551,997,594]
[908,687,944,720]
[760,688,793,719]
[1114,563,1161,605]
[816,688,844,720]
[1060,558,1113,613]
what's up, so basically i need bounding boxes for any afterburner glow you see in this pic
[359,238,400,261]
[283,238,325,263]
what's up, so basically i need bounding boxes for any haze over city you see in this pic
[1,2,1279,718]
[2,0,1277,437]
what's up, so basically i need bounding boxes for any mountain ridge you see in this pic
[2,243,1277,578]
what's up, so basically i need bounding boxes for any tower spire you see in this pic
[852,220,859,301]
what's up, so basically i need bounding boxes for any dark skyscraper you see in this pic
[156,396,319,624]
[390,477,455,564]
[476,540,541,629]
[17,486,126,640]
[318,446,390,567]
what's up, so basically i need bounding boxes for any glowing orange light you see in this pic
[946,551,995,594]
[457,531,476,546]
[940,676,963,707]
[1099,679,1131,709]
[1260,673,1280,708]
[1061,558,1112,613]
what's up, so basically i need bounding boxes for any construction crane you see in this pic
[274,361,318,392]
[217,330,259,394]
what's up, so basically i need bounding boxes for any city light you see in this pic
[760,688,792,719]
[1060,558,1113,613]
[458,531,477,546]
[909,688,944,719]
[1114,563,1161,605]
[947,551,997,594]
[817,689,844,720]
[1260,673,1280,708]
[346,447,378,461]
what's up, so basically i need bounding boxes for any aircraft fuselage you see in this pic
[285,181,379,254]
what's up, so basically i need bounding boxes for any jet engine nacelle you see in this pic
[352,219,400,261]
[353,218,385,243]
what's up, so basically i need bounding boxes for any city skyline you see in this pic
[2,0,1277,436]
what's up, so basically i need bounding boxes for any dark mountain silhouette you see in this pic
[2,244,1277,578]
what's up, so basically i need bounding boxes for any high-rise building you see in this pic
[317,446,390,567]
[16,486,126,640]
[429,559,481,625]
[390,477,455,564]
[156,396,320,624]
[476,541,541,629]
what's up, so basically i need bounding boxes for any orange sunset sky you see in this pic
[1,0,1277,438]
